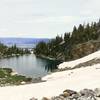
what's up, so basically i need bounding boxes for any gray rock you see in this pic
[30,97,37,100]
[79,89,95,97]
[94,88,100,97]
[42,97,50,100]
[78,89,97,100]
[71,93,80,99]
[65,96,77,100]
[51,96,65,100]
[77,96,96,100]
[63,89,77,96]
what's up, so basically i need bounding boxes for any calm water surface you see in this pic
[0,54,60,78]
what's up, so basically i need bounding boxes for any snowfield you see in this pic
[0,50,100,100]
[59,50,100,69]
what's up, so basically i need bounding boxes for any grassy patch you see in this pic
[0,68,32,86]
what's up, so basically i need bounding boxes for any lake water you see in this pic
[0,54,61,78]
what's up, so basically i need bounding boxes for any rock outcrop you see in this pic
[30,88,100,100]
[70,40,100,60]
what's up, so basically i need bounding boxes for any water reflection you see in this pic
[45,60,61,72]
[0,54,62,78]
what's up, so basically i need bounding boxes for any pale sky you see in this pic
[0,0,99,38]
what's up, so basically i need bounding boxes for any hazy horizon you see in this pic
[0,0,100,38]
[0,36,49,39]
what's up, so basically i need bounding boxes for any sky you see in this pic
[0,0,99,38]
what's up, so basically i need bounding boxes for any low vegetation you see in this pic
[0,68,32,86]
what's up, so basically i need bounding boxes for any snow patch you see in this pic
[59,50,100,69]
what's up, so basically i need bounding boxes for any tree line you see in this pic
[34,20,100,61]
[0,43,30,58]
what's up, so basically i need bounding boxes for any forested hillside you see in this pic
[34,20,100,61]
[0,43,30,58]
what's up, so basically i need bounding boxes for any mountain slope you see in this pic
[34,20,100,61]
[59,50,100,69]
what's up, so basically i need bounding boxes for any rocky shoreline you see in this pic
[0,67,46,87]
[0,68,33,86]
[0,53,24,59]
[30,88,100,100]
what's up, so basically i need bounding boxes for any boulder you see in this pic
[30,97,37,100]
[79,89,95,97]
[79,89,96,100]
[63,89,77,96]
[77,96,96,100]
[51,96,64,100]
[94,88,100,97]
[42,97,50,100]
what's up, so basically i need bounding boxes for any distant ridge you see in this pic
[0,38,49,44]
[0,38,49,48]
